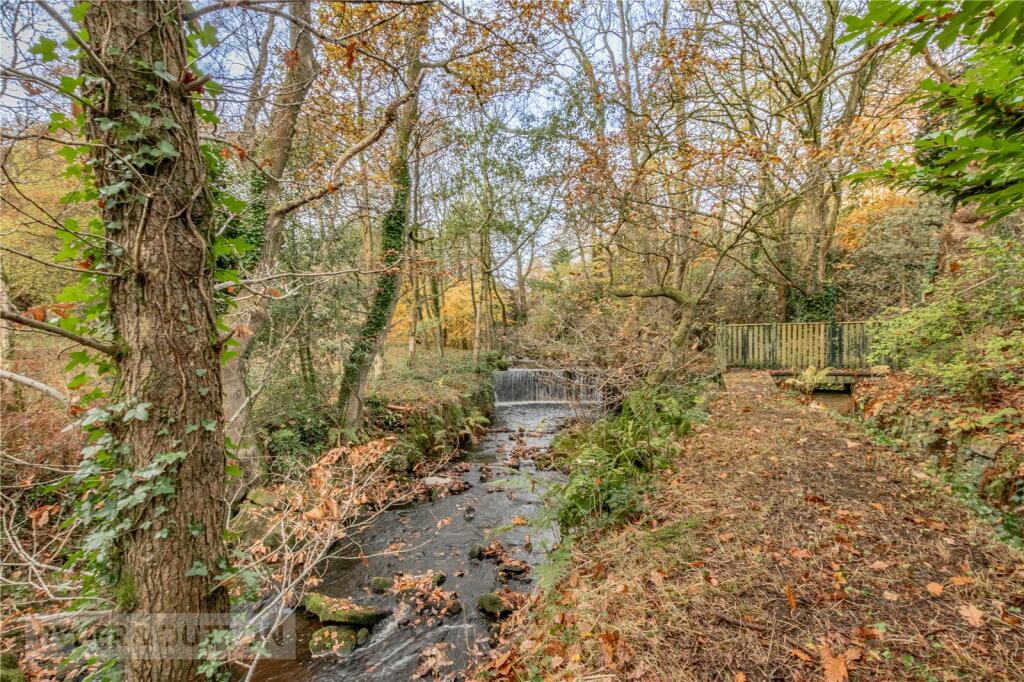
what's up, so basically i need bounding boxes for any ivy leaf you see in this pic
[152,61,175,83]
[196,22,218,48]
[185,560,209,577]
[59,76,83,95]
[123,402,151,422]
[155,138,179,158]
[70,2,91,23]
[225,462,242,478]
[221,195,246,214]
[29,37,59,62]
[201,418,217,432]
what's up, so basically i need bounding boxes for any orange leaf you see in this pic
[785,585,797,612]
[597,632,619,667]
[926,582,943,596]
[959,604,985,628]
[791,648,812,662]
[511,516,527,526]
[819,642,848,682]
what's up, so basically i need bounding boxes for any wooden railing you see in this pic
[715,321,873,370]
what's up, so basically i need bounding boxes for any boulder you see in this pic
[303,593,390,627]
[477,592,511,619]
[431,571,446,586]
[230,503,283,548]
[356,627,370,645]
[421,476,454,488]
[468,544,486,560]
[309,626,357,657]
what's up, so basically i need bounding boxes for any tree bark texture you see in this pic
[82,2,228,679]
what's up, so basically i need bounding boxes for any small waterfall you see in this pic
[493,368,601,405]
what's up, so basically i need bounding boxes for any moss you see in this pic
[303,593,390,626]
[309,625,357,656]
[477,592,511,619]
[114,574,135,611]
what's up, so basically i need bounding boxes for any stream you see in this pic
[254,369,596,681]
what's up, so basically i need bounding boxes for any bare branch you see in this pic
[0,369,68,405]
[1,309,118,357]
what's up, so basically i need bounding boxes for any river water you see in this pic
[254,370,592,681]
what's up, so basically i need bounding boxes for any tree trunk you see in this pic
[82,3,228,679]
[336,13,427,428]
[220,0,317,486]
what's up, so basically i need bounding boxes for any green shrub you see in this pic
[549,385,703,532]
[871,236,1024,397]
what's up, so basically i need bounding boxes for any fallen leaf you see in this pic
[959,604,985,628]
[926,582,944,596]
[718,532,735,542]
[597,632,619,667]
[819,642,849,682]
[791,647,813,662]
[511,516,528,526]
[883,591,899,602]
[785,585,797,611]
[870,560,889,571]
[734,673,747,682]
[950,575,974,586]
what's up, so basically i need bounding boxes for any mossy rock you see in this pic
[477,592,511,619]
[384,452,411,474]
[0,652,24,682]
[369,576,394,593]
[246,487,278,508]
[356,627,370,645]
[309,626,357,657]
[230,503,283,548]
[303,593,390,626]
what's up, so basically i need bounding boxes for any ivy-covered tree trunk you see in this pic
[337,161,412,427]
[337,14,426,428]
[220,0,317,486]
[82,2,227,679]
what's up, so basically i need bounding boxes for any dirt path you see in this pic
[491,372,1024,681]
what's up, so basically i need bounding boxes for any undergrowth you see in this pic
[547,384,706,533]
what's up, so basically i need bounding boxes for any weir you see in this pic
[494,368,601,405]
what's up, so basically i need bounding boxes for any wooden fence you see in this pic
[715,322,873,370]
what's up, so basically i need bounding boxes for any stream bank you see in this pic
[253,369,596,681]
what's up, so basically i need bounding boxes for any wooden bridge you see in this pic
[715,321,874,372]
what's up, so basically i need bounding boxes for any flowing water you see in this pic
[253,370,597,681]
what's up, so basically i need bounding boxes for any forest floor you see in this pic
[486,371,1024,681]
